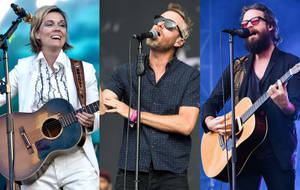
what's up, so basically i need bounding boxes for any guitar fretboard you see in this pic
[241,69,294,123]
[59,101,99,127]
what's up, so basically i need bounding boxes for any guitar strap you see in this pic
[233,55,248,105]
[70,58,86,107]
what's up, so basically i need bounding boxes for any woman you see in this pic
[0,5,99,189]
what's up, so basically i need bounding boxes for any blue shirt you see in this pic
[107,56,200,173]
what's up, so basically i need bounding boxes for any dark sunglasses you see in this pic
[240,16,268,28]
[154,15,183,38]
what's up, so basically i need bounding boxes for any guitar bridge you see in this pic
[19,126,34,154]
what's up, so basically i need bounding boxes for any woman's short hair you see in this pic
[30,5,72,54]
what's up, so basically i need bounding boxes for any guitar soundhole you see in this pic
[42,118,62,138]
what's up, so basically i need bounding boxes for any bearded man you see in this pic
[202,3,300,190]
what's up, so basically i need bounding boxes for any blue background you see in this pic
[200,0,300,189]
[0,0,99,187]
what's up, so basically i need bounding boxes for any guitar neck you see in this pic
[59,101,99,127]
[241,69,294,123]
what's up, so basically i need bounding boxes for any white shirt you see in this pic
[0,50,100,176]
[33,52,69,110]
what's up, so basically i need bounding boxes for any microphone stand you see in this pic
[222,28,251,190]
[0,16,24,190]
[133,36,146,190]
[228,34,236,190]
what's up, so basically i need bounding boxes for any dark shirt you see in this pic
[247,69,272,159]
[201,47,300,170]
[247,69,261,102]
[107,56,200,173]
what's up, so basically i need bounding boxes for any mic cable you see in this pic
[123,37,134,190]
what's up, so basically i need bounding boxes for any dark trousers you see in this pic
[115,167,189,190]
[236,153,295,190]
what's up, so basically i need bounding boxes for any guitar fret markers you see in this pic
[60,101,99,127]
[241,63,300,123]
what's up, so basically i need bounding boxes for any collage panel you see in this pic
[100,0,200,189]
[0,0,99,189]
[200,0,300,190]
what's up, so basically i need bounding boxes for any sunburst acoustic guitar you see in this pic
[0,98,99,184]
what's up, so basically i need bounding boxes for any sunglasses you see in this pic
[153,15,183,38]
[240,16,268,28]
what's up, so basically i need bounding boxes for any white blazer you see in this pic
[0,50,100,175]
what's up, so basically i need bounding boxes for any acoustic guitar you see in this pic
[0,98,99,184]
[201,63,300,182]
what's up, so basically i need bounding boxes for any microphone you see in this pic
[222,28,253,38]
[133,29,159,40]
[11,3,34,24]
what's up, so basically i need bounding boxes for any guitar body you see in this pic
[201,97,267,182]
[0,98,85,184]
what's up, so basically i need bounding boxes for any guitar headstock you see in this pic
[290,63,300,75]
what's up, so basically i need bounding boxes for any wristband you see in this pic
[129,110,137,127]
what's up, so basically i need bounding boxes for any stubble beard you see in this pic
[146,38,160,49]
[146,38,175,52]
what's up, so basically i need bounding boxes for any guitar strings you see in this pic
[37,101,99,133]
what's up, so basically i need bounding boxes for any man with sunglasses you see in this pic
[103,3,199,190]
[202,3,300,190]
